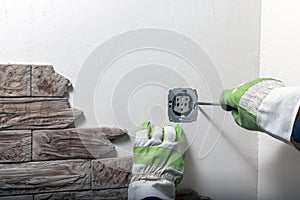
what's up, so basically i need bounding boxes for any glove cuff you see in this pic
[128,180,175,200]
[257,87,300,143]
[239,79,284,117]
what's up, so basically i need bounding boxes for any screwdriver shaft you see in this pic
[196,102,221,106]
[196,101,234,111]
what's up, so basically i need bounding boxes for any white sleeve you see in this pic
[128,180,175,200]
[257,87,300,143]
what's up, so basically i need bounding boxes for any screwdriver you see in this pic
[196,102,234,111]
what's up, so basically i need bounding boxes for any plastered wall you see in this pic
[259,0,300,199]
[0,1,261,199]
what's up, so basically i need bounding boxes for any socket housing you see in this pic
[168,88,198,122]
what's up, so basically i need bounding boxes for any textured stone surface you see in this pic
[0,64,31,96]
[0,189,205,200]
[34,188,128,200]
[32,128,128,160]
[0,195,33,200]
[95,127,128,140]
[0,97,82,130]
[32,65,71,96]
[92,157,132,189]
[0,130,31,162]
[0,64,71,97]
[0,159,90,195]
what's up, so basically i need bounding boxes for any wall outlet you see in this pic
[168,88,198,122]
[173,94,191,115]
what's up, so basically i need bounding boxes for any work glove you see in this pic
[219,78,300,144]
[128,122,185,200]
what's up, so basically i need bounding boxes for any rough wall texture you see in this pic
[0,97,82,129]
[32,128,126,161]
[0,130,31,162]
[31,65,71,96]
[92,157,132,189]
[0,160,91,195]
[0,64,71,97]
[0,65,31,96]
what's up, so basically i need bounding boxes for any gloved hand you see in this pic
[219,78,300,144]
[128,122,185,200]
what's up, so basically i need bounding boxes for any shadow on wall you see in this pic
[199,107,256,168]
[262,143,300,199]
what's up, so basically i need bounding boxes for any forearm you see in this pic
[291,108,300,150]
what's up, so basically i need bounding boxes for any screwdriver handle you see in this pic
[220,104,234,111]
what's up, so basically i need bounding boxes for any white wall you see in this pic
[259,0,300,199]
[0,1,261,199]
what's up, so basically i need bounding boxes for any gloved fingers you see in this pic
[150,125,163,141]
[163,125,177,143]
[135,122,151,146]
[231,109,241,127]
[219,88,237,110]
[144,125,163,146]
[135,122,165,146]
[140,121,151,131]
[174,124,186,152]
[135,123,185,148]
[136,122,150,139]
[174,124,183,142]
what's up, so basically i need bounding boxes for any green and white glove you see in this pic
[128,122,185,200]
[219,78,300,143]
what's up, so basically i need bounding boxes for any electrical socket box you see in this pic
[168,88,198,122]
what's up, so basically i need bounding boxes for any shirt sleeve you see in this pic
[257,87,300,143]
[142,197,163,200]
[128,180,175,200]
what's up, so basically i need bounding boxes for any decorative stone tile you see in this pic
[0,130,31,162]
[93,127,128,140]
[32,128,126,160]
[32,65,71,96]
[0,195,33,200]
[0,97,82,130]
[0,64,136,198]
[0,160,90,196]
[34,188,128,200]
[92,157,132,189]
[0,64,31,96]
